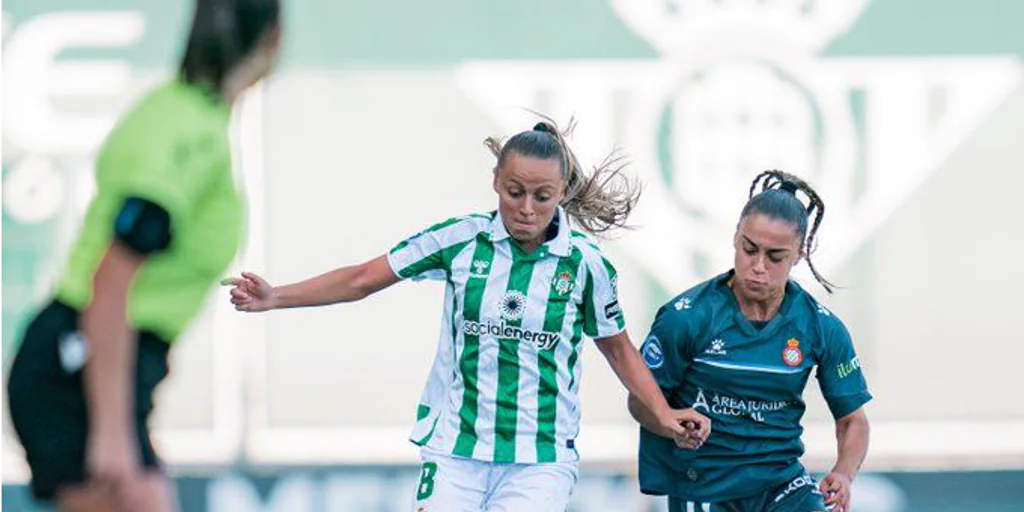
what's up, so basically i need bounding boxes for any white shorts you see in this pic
[411,450,578,512]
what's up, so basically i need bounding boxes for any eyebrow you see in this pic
[506,180,557,192]
[741,235,791,254]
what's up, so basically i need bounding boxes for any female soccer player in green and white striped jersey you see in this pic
[224,120,711,512]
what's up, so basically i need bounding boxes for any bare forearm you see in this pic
[614,348,671,418]
[82,244,140,437]
[628,393,671,437]
[599,335,672,433]
[270,256,399,309]
[273,266,368,309]
[833,415,870,479]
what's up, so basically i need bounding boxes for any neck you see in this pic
[221,66,258,106]
[729,278,785,322]
[221,73,248,105]
[514,235,543,254]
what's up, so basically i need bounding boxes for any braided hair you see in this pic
[741,170,835,293]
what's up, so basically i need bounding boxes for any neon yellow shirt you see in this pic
[58,79,243,342]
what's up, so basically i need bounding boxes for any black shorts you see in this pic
[669,473,828,512]
[6,300,171,501]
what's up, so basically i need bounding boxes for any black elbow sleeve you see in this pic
[113,197,172,255]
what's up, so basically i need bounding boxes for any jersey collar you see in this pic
[489,205,571,257]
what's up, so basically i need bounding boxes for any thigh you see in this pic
[412,452,488,512]
[7,302,89,501]
[132,471,179,512]
[766,473,827,512]
[7,302,170,503]
[57,470,178,512]
[486,461,577,512]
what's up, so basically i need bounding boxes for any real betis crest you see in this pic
[456,0,1022,291]
[554,271,574,296]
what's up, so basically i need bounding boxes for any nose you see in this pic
[751,254,767,274]
[519,197,535,217]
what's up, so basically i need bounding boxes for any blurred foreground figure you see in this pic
[7,1,282,510]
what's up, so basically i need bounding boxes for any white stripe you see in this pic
[431,216,491,247]
[388,216,489,280]
[472,241,514,460]
[409,282,457,445]
[703,503,711,512]
[694,358,806,374]
[554,258,588,461]
[514,256,559,462]
[686,502,695,512]
[431,242,477,454]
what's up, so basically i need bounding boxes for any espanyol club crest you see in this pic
[554,271,575,295]
[782,338,803,367]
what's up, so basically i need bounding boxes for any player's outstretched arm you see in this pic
[596,331,710,449]
[223,254,400,312]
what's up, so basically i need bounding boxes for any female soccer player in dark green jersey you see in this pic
[7,1,281,511]
[631,171,871,512]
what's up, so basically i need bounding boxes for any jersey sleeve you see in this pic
[387,216,483,281]
[581,252,626,339]
[640,302,694,393]
[816,317,872,419]
[111,130,229,227]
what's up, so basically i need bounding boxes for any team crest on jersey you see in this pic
[782,338,804,366]
[554,271,575,295]
[499,290,527,321]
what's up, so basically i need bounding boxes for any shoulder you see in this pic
[569,231,616,271]
[433,212,494,235]
[790,282,851,344]
[569,230,603,256]
[396,212,493,249]
[652,274,725,334]
[103,81,230,166]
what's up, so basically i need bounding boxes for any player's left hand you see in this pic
[818,471,853,512]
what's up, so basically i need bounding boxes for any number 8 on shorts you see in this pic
[416,462,438,501]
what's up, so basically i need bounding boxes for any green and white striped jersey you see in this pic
[388,206,625,464]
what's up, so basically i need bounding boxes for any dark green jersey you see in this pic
[638,271,871,502]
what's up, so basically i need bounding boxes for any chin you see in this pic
[737,285,767,301]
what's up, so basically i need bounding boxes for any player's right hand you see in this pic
[86,429,142,511]
[222,271,277,312]
[668,407,711,450]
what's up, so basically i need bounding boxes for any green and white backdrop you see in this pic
[3,1,1023,510]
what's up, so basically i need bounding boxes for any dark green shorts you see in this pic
[669,472,828,512]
